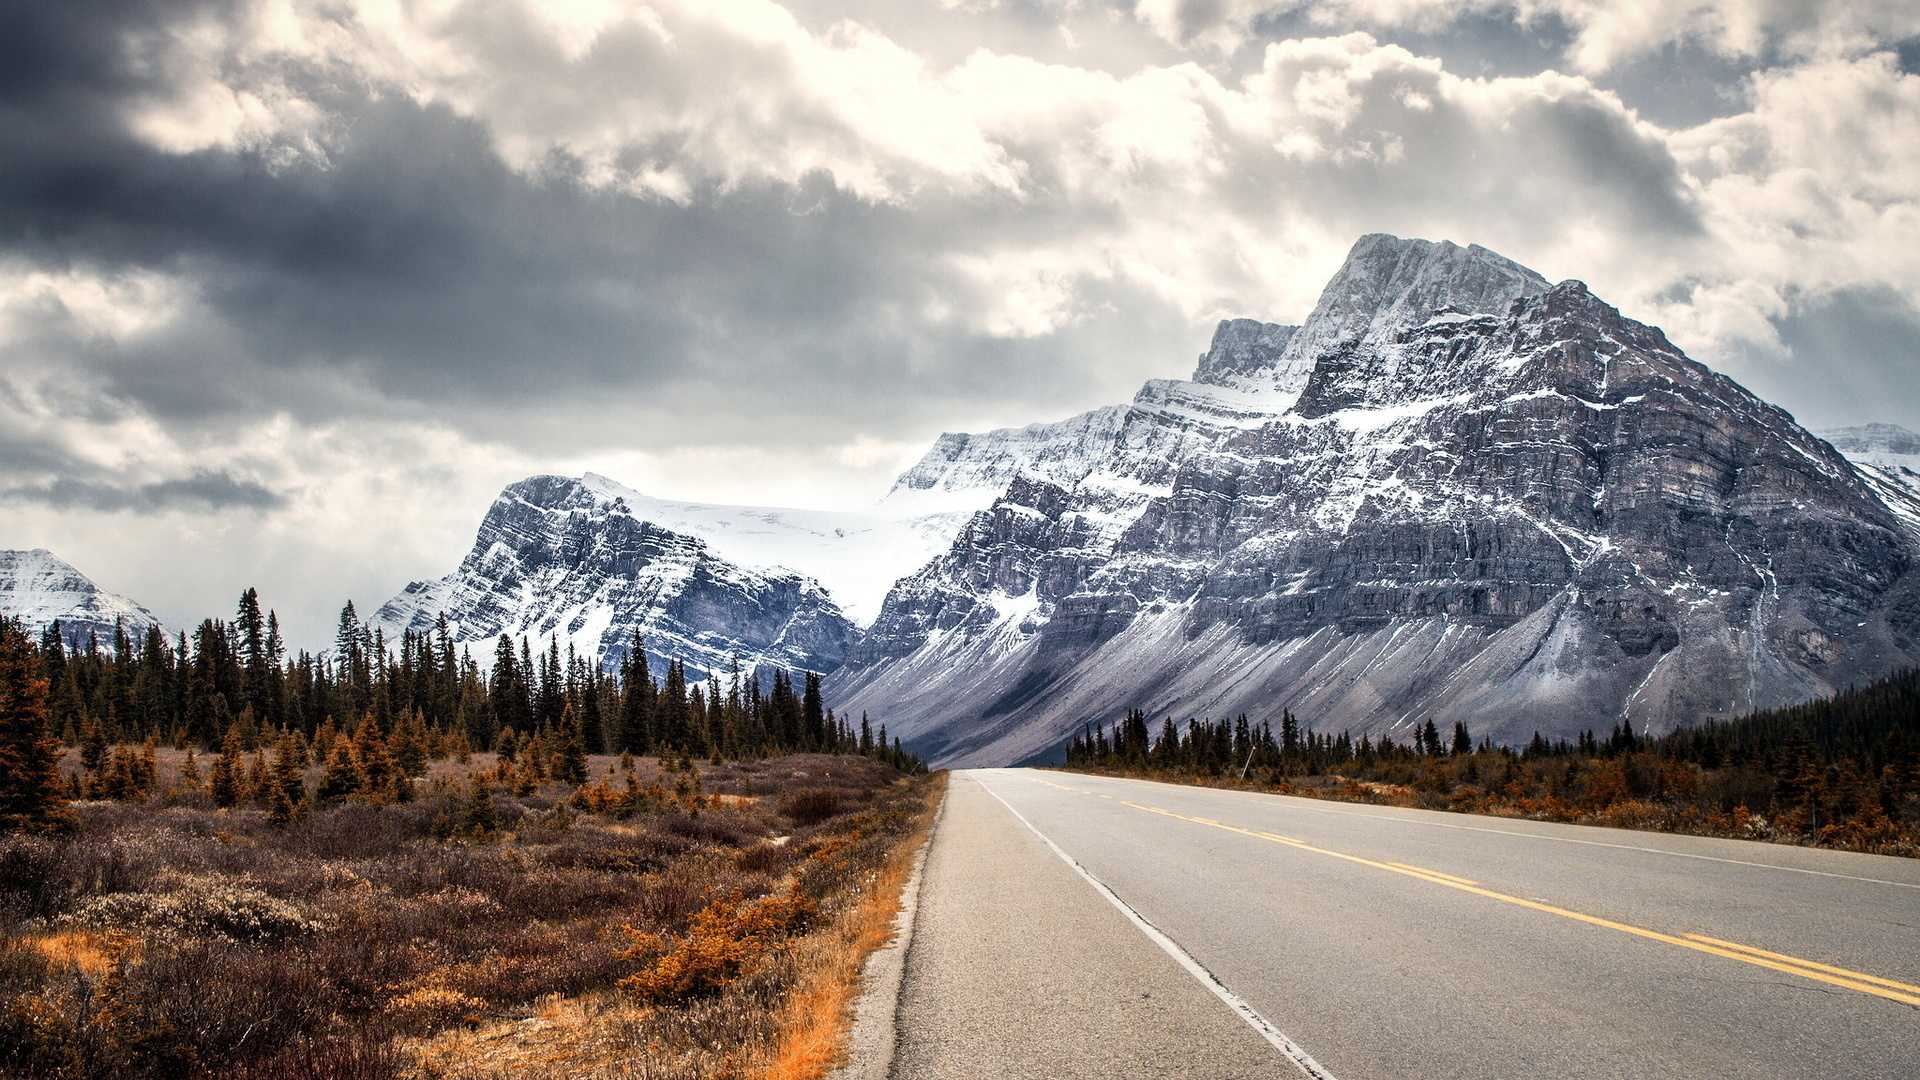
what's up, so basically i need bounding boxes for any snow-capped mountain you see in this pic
[830,235,1920,766]
[374,476,860,676]
[0,549,164,649]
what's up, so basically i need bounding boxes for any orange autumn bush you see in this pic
[618,880,817,1003]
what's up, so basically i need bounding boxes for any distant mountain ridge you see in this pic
[0,549,164,649]
[827,235,1920,766]
[372,475,862,675]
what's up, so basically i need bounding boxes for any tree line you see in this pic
[1064,671,1920,854]
[1,590,923,831]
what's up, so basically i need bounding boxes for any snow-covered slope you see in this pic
[374,476,859,676]
[574,474,966,624]
[1821,424,1920,540]
[0,549,164,648]
[831,234,1920,766]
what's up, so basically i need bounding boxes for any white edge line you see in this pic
[975,776,1340,1080]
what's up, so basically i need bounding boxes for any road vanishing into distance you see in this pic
[889,770,1920,1080]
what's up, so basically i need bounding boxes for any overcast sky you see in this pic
[4,0,1919,648]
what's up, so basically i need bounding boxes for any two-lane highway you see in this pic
[889,770,1920,1079]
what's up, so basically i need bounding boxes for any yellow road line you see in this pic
[1388,862,1479,885]
[1682,934,1920,995]
[1029,777,1920,1009]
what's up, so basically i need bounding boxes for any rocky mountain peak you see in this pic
[1267,233,1552,393]
[833,235,1920,766]
[375,475,858,676]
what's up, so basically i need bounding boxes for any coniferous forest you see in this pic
[17,589,920,783]
[1065,670,1920,856]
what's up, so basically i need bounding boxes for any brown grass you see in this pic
[760,772,945,1080]
[2,753,943,1080]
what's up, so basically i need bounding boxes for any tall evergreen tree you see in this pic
[0,619,73,833]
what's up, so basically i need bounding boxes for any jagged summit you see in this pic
[882,405,1131,513]
[0,549,164,649]
[1197,234,1552,394]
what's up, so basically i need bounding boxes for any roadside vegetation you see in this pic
[0,611,942,1079]
[1064,669,1920,857]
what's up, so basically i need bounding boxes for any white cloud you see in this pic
[1129,1,1920,72]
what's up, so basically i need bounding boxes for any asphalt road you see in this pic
[890,769,1920,1080]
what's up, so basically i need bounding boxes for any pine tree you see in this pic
[352,713,393,799]
[657,660,689,751]
[579,670,605,755]
[801,671,825,751]
[555,704,589,785]
[1452,721,1473,756]
[1421,719,1443,757]
[209,728,241,808]
[265,735,306,827]
[79,718,109,774]
[388,712,430,779]
[461,776,498,836]
[618,635,654,753]
[316,741,363,801]
[273,730,307,810]
[243,751,269,803]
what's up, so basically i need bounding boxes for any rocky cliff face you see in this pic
[832,235,1920,766]
[375,476,857,676]
[0,549,164,649]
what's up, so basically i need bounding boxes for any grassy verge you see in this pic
[0,754,943,1080]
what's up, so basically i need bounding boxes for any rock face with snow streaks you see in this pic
[0,549,163,648]
[375,476,857,676]
[831,235,1920,766]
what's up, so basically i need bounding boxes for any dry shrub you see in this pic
[62,880,324,943]
[618,881,817,1003]
[0,835,68,923]
[779,790,841,827]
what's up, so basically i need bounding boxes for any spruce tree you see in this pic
[209,727,242,808]
[273,730,308,810]
[316,742,363,801]
[462,776,498,836]
[555,704,589,785]
[352,713,393,800]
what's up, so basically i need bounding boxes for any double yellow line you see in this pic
[1031,778,1920,1009]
